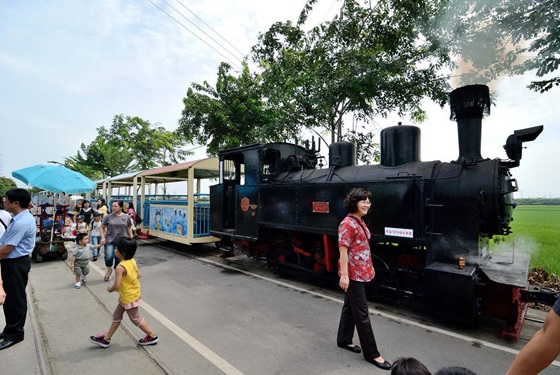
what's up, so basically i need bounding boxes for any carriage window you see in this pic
[222,159,236,181]
[263,149,280,175]
[221,158,245,185]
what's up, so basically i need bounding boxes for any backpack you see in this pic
[135,215,142,225]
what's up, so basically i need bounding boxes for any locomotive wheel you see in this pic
[269,241,298,277]
[276,263,285,277]
[60,250,68,261]
[275,241,299,266]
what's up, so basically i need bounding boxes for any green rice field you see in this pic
[493,205,560,276]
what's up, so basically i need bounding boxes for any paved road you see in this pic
[1,239,559,374]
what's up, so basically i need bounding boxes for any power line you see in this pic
[160,0,245,64]
[146,0,242,70]
[174,0,246,59]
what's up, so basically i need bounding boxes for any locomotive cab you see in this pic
[210,142,319,248]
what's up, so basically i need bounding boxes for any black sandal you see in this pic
[337,342,362,353]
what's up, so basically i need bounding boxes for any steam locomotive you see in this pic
[209,84,545,339]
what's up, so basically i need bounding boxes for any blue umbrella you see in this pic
[12,164,96,194]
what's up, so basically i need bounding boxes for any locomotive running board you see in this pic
[478,252,530,288]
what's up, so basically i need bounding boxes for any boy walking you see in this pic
[71,233,100,289]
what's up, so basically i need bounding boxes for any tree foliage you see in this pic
[65,115,189,179]
[178,1,453,162]
[177,62,286,155]
[516,198,560,205]
[252,0,451,151]
[431,0,560,92]
[0,176,17,196]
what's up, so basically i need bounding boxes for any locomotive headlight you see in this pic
[458,256,466,270]
[503,125,543,167]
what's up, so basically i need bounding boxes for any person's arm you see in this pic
[127,221,133,238]
[100,224,106,245]
[339,245,350,292]
[107,264,125,292]
[0,244,15,260]
[0,268,6,305]
[70,254,76,268]
[506,308,560,375]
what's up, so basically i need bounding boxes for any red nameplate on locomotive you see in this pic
[312,202,329,213]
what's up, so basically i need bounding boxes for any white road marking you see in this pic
[196,256,560,368]
[89,261,245,375]
[90,249,560,370]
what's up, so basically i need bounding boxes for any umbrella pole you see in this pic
[49,193,56,245]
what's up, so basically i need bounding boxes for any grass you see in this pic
[492,205,560,276]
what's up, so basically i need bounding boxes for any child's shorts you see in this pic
[113,300,144,326]
[73,259,89,276]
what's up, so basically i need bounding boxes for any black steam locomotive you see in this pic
[210,85,544,339]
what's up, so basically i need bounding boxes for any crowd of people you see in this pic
[0,192,154,350]
[0,187,559,374]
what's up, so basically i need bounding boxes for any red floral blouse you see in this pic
[338,214,375,282]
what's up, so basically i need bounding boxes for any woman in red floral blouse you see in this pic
[336,188,391,371]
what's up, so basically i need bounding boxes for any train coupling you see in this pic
[522,285,560,306]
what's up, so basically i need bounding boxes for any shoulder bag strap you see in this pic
[347,215,371,239]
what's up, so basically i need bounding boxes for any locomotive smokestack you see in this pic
[449,84,490,163]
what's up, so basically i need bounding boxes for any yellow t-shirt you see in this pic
[118,259,141,304]
[98,206,108,218]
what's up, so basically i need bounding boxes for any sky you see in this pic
[0,0,558,198]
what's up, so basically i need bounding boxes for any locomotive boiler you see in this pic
[210,84,544,339]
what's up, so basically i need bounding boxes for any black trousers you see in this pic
[1,256,31,341]
[337,279,380,360]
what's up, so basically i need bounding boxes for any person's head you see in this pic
[116,237,137,260]
[77,215,85,222]
[5,188,32,215]
[343,188,372,215]
[434,367,476,375]
[111,200,124,214]
[67,212,75,220]
[93,211,101,221]
[98,198,106,207]
[75,232,88,245]
[391,357,432,375]
[128,202,134,210]
[0,196,5,210]
[82,200,90,208]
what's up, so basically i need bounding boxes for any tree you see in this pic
[430,0,559,92]
[0,177,17,196]
[252,0,451,161]
[65,115,190,179]
[63,141,106,181]
[178,1,456,162]
[177,62,283,155]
